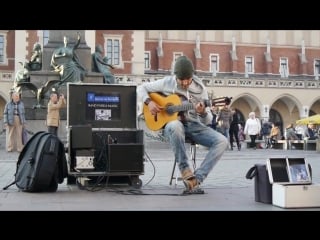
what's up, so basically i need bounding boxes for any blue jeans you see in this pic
[163,120,228,183]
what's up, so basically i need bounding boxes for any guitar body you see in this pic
[143,93,181,131]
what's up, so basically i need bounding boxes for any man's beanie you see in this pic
[174,56,194,79]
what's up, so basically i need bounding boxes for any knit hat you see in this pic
[174,56,194,79]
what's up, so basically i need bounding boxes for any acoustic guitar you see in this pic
[143,93,210,131]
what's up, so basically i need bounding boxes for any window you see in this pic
[105,38,120,66]
[245,56,254,73]
[210,54,219,76]
[280,57,289,78]
[43,30,49,46]
[172,52,183,73]
[0,34,4,63]
[144,51,150,70]
[173,52,183,62]
[314,59,320,79]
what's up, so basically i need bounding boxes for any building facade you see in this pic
[1,30,320,136]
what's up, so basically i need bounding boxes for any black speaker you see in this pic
[71,125,92,149]
[107,144,144,173]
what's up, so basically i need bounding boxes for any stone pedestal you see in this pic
[23,71,103,121]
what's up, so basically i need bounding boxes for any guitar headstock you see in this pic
[188,96,211,107]
[211,96,233,106]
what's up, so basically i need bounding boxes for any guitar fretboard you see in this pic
[166,103,194,114]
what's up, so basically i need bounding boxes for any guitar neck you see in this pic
[166,103,194,114]
[166,100,210,114]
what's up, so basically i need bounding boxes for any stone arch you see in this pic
[269,93,302,117]
[269,94,303,135]
[309,96,320,116]
[229,93,263,121]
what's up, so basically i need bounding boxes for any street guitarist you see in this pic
[137,56,228,193]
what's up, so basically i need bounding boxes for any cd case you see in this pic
[266,157,312,185]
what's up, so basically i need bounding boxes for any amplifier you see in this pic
[107,144,144,173]
[71,125,92,149]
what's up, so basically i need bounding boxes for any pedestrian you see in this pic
[208,105,218,130]
[216,103,233,140]
[244,112,261,149]
[3,91,26,152]
[46,91,66,137]
[238,123,245,142]
[138,55,228,192]
[261,120,272,148]
[229,109,241,150]
[285,123,299,140]
[269,122,281,148]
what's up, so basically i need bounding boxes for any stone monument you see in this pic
[20,30,104,139]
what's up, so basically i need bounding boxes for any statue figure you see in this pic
[14,62,30,84]
[91,44,115,84]
[14,43,42,84]
[12,79,61,109]
[50,32,86,85]
[27,42,42,71]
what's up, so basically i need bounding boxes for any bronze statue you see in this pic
[13,79,61,109]
[51,32,86,85]
[14,62,30,84]
[92,44,115,84]
[27,42,42,71]
[14,43,43,84]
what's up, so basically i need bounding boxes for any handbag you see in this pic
[246,164,272,204]
[22,127,28,145]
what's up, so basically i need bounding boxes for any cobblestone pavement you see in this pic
[0,136,320,211]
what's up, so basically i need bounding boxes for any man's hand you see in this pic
[148,101,163,115]
[195,102,206,115]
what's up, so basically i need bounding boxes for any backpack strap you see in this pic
[3,180,16,190]
[245,165,257,179]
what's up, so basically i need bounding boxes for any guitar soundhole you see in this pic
[154,114,158,122]
[166,104,174,115]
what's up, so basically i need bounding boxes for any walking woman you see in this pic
[244,112,261,149]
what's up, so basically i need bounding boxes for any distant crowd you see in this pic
[207,103,318,150]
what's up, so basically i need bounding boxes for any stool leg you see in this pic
[169,142,197,186]
[169,160,177,185]
[175,165,179,186]
[190,143,196,170]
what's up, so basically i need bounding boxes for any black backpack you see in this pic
[3,131,68,192]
